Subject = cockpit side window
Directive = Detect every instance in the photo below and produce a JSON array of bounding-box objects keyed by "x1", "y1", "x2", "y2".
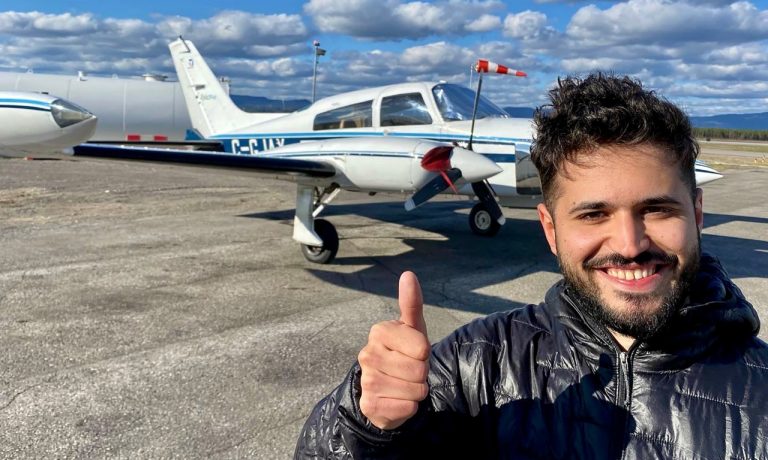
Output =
[
  {"x1": 313, "y1": 101, "x2": 373, "y2": 130},
  {"x1": 380, "y1": 93, "x2": 433, "y2": 127}
]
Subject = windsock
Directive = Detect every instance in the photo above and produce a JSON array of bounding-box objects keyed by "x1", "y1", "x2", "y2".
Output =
[{"x1": 475, "y1": 59, "x2": 527, "y2": 77}]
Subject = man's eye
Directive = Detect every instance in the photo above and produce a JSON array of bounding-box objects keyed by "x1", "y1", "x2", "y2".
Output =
[
  {"x1": 644, "y1": 206, "x2": 673, "y2": 215},
  {"x1": 578, "y1": 211, "x2": 605, "y2": 221}
]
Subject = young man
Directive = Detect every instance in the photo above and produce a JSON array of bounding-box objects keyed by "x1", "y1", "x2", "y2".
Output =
[{"x1": 294, "y1": 74, "x2": 768, "y2": 459}]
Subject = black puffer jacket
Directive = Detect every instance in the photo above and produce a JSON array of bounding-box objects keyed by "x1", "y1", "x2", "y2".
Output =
[{"x1": 296, "y1": 255, "x2": 768, "y2": 459}]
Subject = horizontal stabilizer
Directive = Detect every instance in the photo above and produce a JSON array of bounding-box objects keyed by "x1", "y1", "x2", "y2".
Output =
[{"x1": 71, "y1": 144, "x2": 337, "y2": 178}]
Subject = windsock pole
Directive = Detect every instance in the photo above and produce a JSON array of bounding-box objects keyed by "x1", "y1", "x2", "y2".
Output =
[{"x1": 467, "y1": 72, "x2": 483, "y2": 151}]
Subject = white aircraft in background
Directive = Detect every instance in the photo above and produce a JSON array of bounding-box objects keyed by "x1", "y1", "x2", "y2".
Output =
[
  {"x1": 72, "y1": 38, "x2": 722, "y2": 264},
  {"x1": 0, "y1": 91, "x2": 96, "y2": 154}
]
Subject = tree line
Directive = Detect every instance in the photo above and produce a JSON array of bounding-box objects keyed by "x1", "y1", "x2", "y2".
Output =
[{"x1": 694, "y1": 127, "x2": 768, "y2": 141}]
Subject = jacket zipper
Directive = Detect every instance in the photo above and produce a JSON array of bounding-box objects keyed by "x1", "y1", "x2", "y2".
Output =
[
  {"x1": 560, "y1": 291, "x2": 637, "y2": 457},
  {"x1": 616, "y1": 349, "x2": 638, "y2": 459},
  {"x1": 617, "y1": 351, "x2": 631, "y2": 409}
]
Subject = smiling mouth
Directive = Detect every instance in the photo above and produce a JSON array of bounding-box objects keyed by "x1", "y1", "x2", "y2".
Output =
[
  {"x1": 596, "y1": 262, "x2": 675, "y2": 283},
  {"x1": 605, "y1": 266, "x2": 658, "y2": 281}
]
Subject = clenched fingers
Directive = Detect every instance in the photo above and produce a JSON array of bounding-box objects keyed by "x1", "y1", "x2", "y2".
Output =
[
  {"x1": 358, "y1": 343, "x2": 429, "y2": 383},
  {"x1": 367, "y1": 320, "x2": 431, "y2": 361},
  {"x1": 360, "y1": 367, "x2": 429, "y2": 402}
]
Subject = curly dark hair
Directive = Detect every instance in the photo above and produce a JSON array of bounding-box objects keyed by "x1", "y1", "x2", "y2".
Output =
[{"x1": 530, "y1": 73, "x2": 699, "y2": 209}]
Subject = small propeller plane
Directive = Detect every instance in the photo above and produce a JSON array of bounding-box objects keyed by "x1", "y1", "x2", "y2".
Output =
[
  {"x1": 0, "y1": 91, "x2": 97, "y2": 155},
  {"x1": 71, "y1": 38, "x2": 722, "y2": 264}
]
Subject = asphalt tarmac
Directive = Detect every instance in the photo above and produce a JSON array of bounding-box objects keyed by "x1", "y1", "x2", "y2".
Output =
[{"x1": 1, "y1": 152, "x2": 766, "y2": 458}]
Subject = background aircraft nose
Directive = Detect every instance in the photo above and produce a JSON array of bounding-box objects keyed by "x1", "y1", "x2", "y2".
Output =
[
  {"x1": 449, "y1": 147, "x2": 502, "y2": 182},
  {"x1": 50, "y1": 98, "x2": 95, "y2": 128}
]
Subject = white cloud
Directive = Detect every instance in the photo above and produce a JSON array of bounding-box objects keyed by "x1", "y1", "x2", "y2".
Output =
[
  {"x1": 0, "y1": 11, "x2": 99, "y2": 36},
  {"x1": 0, "y1": 10, "x2": 312, "y2": 78},
  {"x1": 305, "y1": 0, "x2": 504, "y2": 39},
  {"x1": 466, "y1": 14, "x2": 502, "y2": 33},
  {"x1": 703, "y1": 43, "x2": 768, "y2": 65},
  {"x1": 502, "y1": 10, "x2": 556, "y2": 40},
  {"x1": 0, "y1": 3, "x2": 764, "y2": 115},
  {"x1": 157, "y1": 11, "x2": 308, "y2": 51},
  {"x1": 566, "y1": 0, "x2": 768, "y2": 47},
  {"x1": 504, "y1": 0, "x2": 768, "y2": 114}
]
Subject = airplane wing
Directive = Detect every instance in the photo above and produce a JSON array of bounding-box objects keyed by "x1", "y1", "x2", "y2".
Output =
[
  {"x1": 69, "y1": 137, "x2": 505, "y2": 264},
  {"x1": 71, "y1": 143, "x2": 337, "y2": 178}
]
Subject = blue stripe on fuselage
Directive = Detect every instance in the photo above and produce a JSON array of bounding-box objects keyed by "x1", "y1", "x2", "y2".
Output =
[
  {"x1": 0, "y1": 98, "x2": 51, "y2": 112},
  {"x1": 212, "y1": 131, "x2": 530, "y2": 144},
  {"x1": 215, "y1": 131, "x2": 529, "y2": 163}
]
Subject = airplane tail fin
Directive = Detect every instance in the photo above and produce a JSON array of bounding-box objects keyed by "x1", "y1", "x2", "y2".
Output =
[{"x1": 168, "y1": 38, "x2": 280, "y2": 138}]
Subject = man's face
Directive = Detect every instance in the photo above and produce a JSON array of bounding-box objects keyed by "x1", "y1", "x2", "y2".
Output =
[{"x1": 537, "y1": 144, "x2": 703, "y2": 340}]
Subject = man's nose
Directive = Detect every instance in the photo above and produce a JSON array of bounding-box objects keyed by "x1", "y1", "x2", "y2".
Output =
[{"x1": 610, "y1": 211, "x2": 650, "y2": 258}]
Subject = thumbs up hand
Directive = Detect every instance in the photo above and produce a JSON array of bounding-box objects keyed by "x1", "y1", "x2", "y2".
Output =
[{"x1": 358, "y1": 271, "x2": 431, "y2": 430}]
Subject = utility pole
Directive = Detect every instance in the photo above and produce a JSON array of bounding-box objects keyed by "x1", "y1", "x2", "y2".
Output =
[{"x1": 312, "y1": 40, "x2": 326, "y2": 103}]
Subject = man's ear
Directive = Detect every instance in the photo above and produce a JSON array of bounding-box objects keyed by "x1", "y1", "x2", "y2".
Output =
[
  {"x1": 537, "y1": 203, "x2": 557, "y2": 255},
  {"x1": 695, "y1": 188, "x2": 703, "y2": 233}
]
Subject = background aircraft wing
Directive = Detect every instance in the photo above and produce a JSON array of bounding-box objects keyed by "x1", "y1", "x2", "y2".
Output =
[{"x1": 71, "y1": 143, "x2": 337, "y2": 178}]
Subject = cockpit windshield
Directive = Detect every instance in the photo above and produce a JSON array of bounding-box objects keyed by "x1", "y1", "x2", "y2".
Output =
[{"x1": 431, "y1": 83, "x2": 509, "y2": 122}]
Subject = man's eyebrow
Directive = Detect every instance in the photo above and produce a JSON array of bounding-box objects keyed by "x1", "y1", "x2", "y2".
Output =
[
  {"x1": 641, "y1": 195, "x2": 684, "y2": 207},
  {"x1": 568, "y1": 195, "x2": 684, "y2": 215},
  {"x1": 568, "y1": 201, "x2": 609, "y2": 214}
]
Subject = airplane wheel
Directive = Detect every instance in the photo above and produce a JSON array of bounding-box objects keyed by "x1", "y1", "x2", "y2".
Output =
[
  {"x1": 469, "y1": 202, "x2": 501, "y2": 237},
  {"x1": 300, "y1": 219, "x2": 339, "y2": 264}
]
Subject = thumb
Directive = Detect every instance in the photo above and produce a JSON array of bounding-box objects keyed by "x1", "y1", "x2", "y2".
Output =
[{"x1": 398, "y1": 271, "x2": 427, "y2": 337}]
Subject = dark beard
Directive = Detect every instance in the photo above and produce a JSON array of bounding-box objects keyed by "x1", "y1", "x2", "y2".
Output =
[{"x1": 561, "y1": 245, "x2": 701, "y2": 341}]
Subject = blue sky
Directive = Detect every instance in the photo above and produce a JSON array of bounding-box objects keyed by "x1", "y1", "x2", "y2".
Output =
[{"x1": 0, "y1": 0, "x2": 767, "y2": 115}]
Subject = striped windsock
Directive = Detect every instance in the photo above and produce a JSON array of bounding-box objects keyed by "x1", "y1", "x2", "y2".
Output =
[{"x1": 475, "y1": 59, "x2": 527, "y2": 77}]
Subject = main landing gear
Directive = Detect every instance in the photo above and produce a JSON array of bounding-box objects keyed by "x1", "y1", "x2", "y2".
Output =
[
  {"x1": 294, "y1": 184, "x2": 341, "y2": 264},
  {"x1": 292, "y1": 181, "x2": 505, "y2": 264},
  {"x1": 300, "y1": 218, "x2": 338, "y2": 264}
]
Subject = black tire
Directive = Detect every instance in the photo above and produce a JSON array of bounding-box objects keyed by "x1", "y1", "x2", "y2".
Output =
[
  {"x1": 300, "y1": 219, "x2": 339, "y2": 264},
  {"x1": 469, "y1": 202, "x2": 501, "y2": 237}
]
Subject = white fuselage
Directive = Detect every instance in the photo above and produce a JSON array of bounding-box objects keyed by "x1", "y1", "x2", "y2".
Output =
[
  {"x1": 0, "y1": 72, "x2": 185, "y2": 142},
  {"x1": 201, "y1": 81, "x2": 541, "y2": 206}
]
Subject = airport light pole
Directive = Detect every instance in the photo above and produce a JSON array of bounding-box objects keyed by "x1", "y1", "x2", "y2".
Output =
[{"x1": 312, "y1": 40, "x2": 326, "y2": 103}]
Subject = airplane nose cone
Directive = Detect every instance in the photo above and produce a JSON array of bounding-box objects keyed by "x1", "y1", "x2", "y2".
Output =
[
  {"x1": 51, "y1": 114, "x2": 98, "y2": 150},
  {"x1": 449, "y1": 147, "x2": 502, "y2": 182},
  {"x1": 694, "y1": 160, "x2": 723, "y2": 185}
]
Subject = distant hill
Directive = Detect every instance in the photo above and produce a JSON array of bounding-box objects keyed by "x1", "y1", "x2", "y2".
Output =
[
  {"x1": 232, "y1": 98, "x2": 766, "y2": 131},
  {"x1": 231, "y1": 94, "x2": 310, "y2": 113},
  {"x1": 503, "y1": 107, "x2": 535, "y2": 118},
  {"x1": 504, "y1": 106, "x2": 767, "y2": 131},
  {"x1": 689, "y1": 112, "x2": 768, "y2": 131}
]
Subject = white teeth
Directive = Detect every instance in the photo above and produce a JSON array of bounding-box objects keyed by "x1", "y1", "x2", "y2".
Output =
[{"x1": 606, "y1": 267, "x2": 656, "y2": 280}]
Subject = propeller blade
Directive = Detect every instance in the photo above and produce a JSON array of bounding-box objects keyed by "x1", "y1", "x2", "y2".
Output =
[
  {"x1": 405, "y1": 168, "x2": 463, "y2": 211},
  {"x1": 471, "y1": 181, "x2": 506, "y2": 225}
]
